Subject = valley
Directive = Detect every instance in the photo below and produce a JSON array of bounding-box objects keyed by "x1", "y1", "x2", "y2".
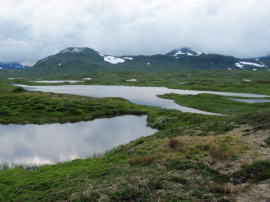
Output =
[{"x1": 1, "y1": 68, "x2": 270, "y2": 201}]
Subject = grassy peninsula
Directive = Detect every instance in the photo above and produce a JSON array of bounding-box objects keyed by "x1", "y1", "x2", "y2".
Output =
[{"x1": 1, "y1": 73, "x2": 270, "y2": 201}]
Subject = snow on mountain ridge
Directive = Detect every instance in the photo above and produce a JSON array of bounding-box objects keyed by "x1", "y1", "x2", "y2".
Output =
[{"x1": 98, "y1": 53, "x2": 125, "y2": 64}]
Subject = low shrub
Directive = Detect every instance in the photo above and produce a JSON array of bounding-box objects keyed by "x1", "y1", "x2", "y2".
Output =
[
  {"x1": 147, "y1": 180, "x2": 163, "y2": 190},
  {"x1": 169, "y1": 176, "x2": 189, "y2": 184},
  {"x1": 168, "y1": 138, "x2": 179, "y2": 149},
  {"x1": 12, "y1": 87, "x2": 26, "y2": 92},
  {"x1": 129, "y1": 156, "x2": 155, "y2": 166},
  {"x1": 209, "y1": 146, "x2": 231, "y2": 161},
  {"x1": 231, "y1": 161, "x2": 270, "y2": 183},
  {"x1": 264, "y1": 137, "x2": 270, "y2": 146},
  {"x1": 109, "y1": 187, "x2": 148, "y2": 202}
]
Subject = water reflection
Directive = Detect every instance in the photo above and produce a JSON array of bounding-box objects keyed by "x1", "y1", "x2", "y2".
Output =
[
  {"x1": 226, "y1": 98, "x2": 270, "y2": 103},
  {"x1": 34, "y1": 80, "x2": 83, "y2": 83},
  {"x1": 16, "y1": 85, "x2": 269, "y2": 115},
  {"x1": 0, "y1": 115, "x2": 157, "y2": 165}
]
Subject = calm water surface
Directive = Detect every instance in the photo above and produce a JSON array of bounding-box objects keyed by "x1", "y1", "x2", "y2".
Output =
[
  {"x1": 16, "y1": 85, "x2": 269, "y2": 115},
  {"x1": 226, "y1": 98, "x2": 270, "y2": 103},
  {"x1": 0, "y1": 115, "x2": 157, "y2": 165}
]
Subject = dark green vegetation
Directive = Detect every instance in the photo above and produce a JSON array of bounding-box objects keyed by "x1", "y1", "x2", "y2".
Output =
[
  {"x1": 0, "y1": 90, "x2": 148, "y2": 125},
  {"x1": 1, "y1": 70, "x2": 270, "y2": 201},
  {"x1": 1, "y1": 47, "x2": 269, "y2": 79}
]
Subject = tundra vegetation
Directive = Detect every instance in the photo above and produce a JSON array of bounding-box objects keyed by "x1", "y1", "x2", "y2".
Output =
[{"x1": 1, "y1": 71, "x2": 270, "y2": 201}]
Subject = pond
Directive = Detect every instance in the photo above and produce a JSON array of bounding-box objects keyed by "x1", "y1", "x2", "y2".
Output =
[
  {"x1": 33, "y1": 80, "x2": 84, "y2": 83},
  {"x1": 0, "y1": 115, "x2": 157, "y2": 166},
  {"x1": 226, "y1": 98, "x2": 270, "y2": 103},
  {"x1": 15, "y1": 84, "x2": 269, "y2": 115}
]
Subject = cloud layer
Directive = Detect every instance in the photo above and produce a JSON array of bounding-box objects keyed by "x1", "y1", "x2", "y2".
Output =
[{"x1": 1, "y1": 0, "x2": 270, "y2": 65}]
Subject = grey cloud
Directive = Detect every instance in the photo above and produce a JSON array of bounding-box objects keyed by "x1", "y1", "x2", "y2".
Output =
[{"x1": 0, "y1": 0, "x2": 270, "y2": 65}]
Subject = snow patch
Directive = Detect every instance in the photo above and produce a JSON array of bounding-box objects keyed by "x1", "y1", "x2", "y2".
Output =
[
  {"x1": 60, "y1": 47, "x2": 84, "y2": 53},
  {"x1": 83, "y1": 78, "x2": 92, "y2": 80},
  {"x1": 256, "y1": 59, "x2": 259, "y2": 61},
  {"x1": 147, "y1": 63, "x2": 150, "y2": 65},
  {"x1": 0, "y1": 67, "x2": 2, "y2": 69},
  {"x1": 126, "y1": 79, "x2": 137, "y2": 82},
  {"x1": 187, "y1": 52, "x2": 194, "y2": 56},
  {"x1": 239, "y1": 61, "x2": 264, "y2": 67},
  {"x1": 228, "y1": 68, "x2": 232, "y2": 70},
  {"x1": 59, "y1": 63, "x2": 61, "y2": 66},
  {"x1": 243, "y1": 79, "x2": 251, "y2": 82},
  {"x1": 124, "y1": 57, "x2": 133, "y2": 60},
  {"x1": 235, "y1": 63, "x2": 244, "y2": 68},
  {"x1": 104, "y1": 56, "x2": 125, "y2": 64},
  {"x1": 174, "y1": 51, "x2": 185, "y2": 56},
  {"x1": 39, "y1": 58, "x2": 48, "y2": 63},
  {"x1": 253, "y1": 69, "x2": 257, "y2": 71},
  {"x1": 99, "y1": 53, "x2": 125, "y2": 64},
  {"x1": 191, "y1": 49, "x2": 203, "y2": 55}
]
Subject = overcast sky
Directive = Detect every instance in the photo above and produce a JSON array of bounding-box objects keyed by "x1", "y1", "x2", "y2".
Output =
[{"x1": 1, "y1": 0, "x2": 270, "y2": 65}]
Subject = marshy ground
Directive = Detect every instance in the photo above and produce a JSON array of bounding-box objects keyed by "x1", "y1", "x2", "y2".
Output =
[{"x1": 0, "y1": 71, "x2": 270, "y2": 201}]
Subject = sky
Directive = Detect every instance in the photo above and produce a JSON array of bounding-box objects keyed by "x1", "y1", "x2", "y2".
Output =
[{"x1": 0, "y1": 0, "x2": 270, "y2": 65}]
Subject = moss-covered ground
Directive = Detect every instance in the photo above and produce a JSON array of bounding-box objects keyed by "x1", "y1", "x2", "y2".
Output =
[{"x1": 1, "y1": 72, "x2": 270, "y2": 201}]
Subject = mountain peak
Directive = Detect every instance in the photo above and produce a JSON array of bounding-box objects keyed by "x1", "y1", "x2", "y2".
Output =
[
  {"x1": 58, "y1": 47, "x2": 96, "y2": 54},
  {"x1": 166, "y1": 48, "x2": 206, "y2": 57}
]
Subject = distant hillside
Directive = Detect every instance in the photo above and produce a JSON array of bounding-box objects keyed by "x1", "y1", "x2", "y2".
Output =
[
  {"x1": 0, "y1": 47, "x2": 269, "y2": 78},
  {"x1": 0, "y1": 62, "x2": 28, "y2": 70}
]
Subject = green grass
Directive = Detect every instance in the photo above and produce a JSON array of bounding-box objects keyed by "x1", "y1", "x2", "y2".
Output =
[{"x1": 158, "y1": 93, "x2": 270, "y2": 116}]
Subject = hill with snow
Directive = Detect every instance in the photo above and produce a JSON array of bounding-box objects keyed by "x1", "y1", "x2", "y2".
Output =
[
  {"x1": 1, "y1": 47, "x2": 269, "y2": 78},
  {"x1": 0, "y1": 62, "x2": 28, "y2": 70}
]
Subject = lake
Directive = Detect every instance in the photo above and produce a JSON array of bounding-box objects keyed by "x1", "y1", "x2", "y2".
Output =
[
  {"x1": 16, "y1": 84, "x2": 269, "y2": 115},
  {"x1": 0, "y1": 115, "x2": 157, "y2": 166}
]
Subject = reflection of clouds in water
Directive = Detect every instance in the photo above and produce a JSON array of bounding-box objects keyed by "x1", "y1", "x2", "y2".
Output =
[
  {"x1": 17, "y1": 85, "x2": 269, "y2": 115},
  {"x1": 0, "y1": 115, "x2": 157, "y2": 165}
]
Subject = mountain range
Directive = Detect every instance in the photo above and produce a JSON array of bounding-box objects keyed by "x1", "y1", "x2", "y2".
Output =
[
  {"x1": 0, "y1": 62, "x2": 28, "y2": 70},
  {"x1": 1, "y1": 47, "x2": 269, "y2": 78}
]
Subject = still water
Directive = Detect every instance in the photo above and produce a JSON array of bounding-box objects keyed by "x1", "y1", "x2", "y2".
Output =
[
  {"x1": 0, "y1": 115, "x2": 157, "y2": 165},
  {"x1": 16, "y1": 85, "x2": 269, "y2": 115},
  {"x1": 226, "y1": 98, "x2": 270, "y2": 103}
]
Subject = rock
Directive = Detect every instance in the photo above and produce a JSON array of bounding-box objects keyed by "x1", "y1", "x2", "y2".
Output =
[
  {"x1": 25, "y1": 166, "x2": 38, "y2": 171},
  {"x1": 231, "y1": 177, "x2": 247, "y2": 185}
]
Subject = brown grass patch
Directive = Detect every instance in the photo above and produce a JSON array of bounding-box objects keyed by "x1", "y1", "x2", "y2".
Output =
[
  {"x1": 129, "y1": 156, "x2": 156, "y2": 166},
  {"x1": 209, "y1": 146, "x2": 231, "y2": 161}
]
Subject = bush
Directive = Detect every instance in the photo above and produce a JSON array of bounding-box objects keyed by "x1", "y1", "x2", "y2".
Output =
[
  {"x1": 264, "y1": 137, "x2": 270, "y2": 146},
  {"x1": 209, "y1": 146, "x2": 231, "y2": 161},
  {"x1": 148, "y1": 116, "x2": 169, "y2": 129},
  {"x1": 129, "y1": 156, "x2": 155, "y2": 166},
  {"x1": 231, "y1": 161, "x2": 270, "y2": 183},
  {"x1": 168, "y1": 138, "x2": 179, "y2": 149},
  {"x1": 147, "y1": 180, "x2": 163, "y2": 190},
  {"x1": 109, "y1": 187, "x2": 147, "y2": 202},
  {"x1": 12, "y1": 87, "x2": 26, "y2": 92},
  {"x1": 169, "y1": 176, "x2": 189, "y2": 184},
  {"x1": 32, "y1": 104, "x2": 46, "y2": 110}
]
